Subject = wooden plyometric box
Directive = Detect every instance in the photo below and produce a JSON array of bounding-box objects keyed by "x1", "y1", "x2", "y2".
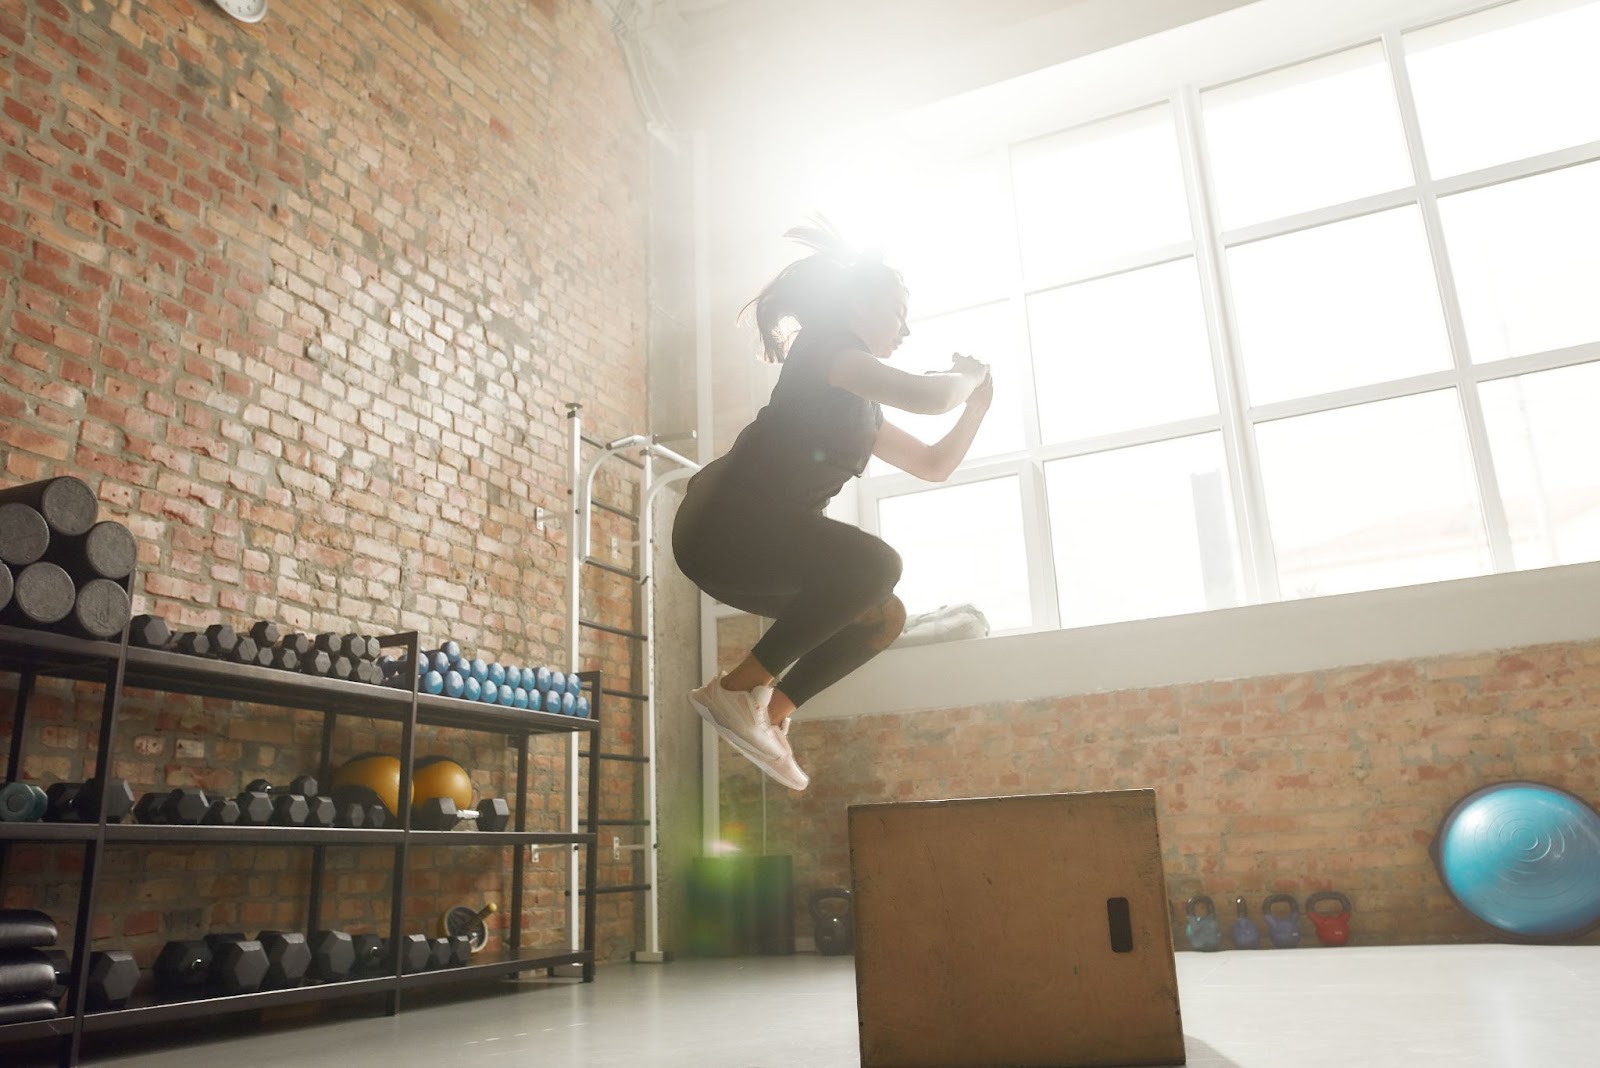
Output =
[{"x1": 849, "y1": 790, "x2": 1184, "y2": 1068}]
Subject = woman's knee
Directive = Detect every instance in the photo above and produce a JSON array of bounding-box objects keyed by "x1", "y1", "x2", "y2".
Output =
[{"x1": 878, "y1": 594, "x2": 906, "y2": 641}]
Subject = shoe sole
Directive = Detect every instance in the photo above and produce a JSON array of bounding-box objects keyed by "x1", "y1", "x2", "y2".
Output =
[
  {"x1": 727, "y1": 741, "x2": 809, "y2": 791},
  {"x1": 689, "y1": 688, "x2": 785, "y2": 763}
]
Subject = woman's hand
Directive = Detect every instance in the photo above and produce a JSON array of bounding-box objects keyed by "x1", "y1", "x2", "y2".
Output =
[
  {"x1": 969, "y1": 373, "x2": 994, "y2": 412},
  {"x1": 949, "y1": 352, "x2": 989, "y2": 382}
]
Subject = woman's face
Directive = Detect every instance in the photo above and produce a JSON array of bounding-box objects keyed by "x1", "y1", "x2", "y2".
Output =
[{"x1": 852, "y1": 285, "x2": 910, "y2": 360}]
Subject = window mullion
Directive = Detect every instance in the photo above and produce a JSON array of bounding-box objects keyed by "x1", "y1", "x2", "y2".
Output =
[
  {"x1": 1176, "y1": 87, "x2": 1278, "y2": 604},
  {"x1": 1384, "y1": 26, "x2": 1515, "y2": 573}
]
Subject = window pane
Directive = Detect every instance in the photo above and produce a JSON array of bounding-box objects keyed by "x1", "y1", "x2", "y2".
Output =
[
  {"x1": 1011, "y1": 107, "x2": 1191, "y2": 286},
  {"x1": 1202, "y1": 45, "x2": 1413, "y2": 229},
  {"x1": 1256, "y1": 391, "x2": 1490, "y2": 598},
  {"x1": 877, "y1": 477, "x2": 1032, "y2": 631},
  {"x1": 1046, "y1": 434, "x2": 1241, "y2": 628},
  {"x1": 1438, "y1": 161, "x2": 1600, "y2": 363},
  {"x1": 892, "y1": 156, "x2": 1016, "y2": 317},
  {"x1": 1480, "y1": 360, "x2": 1600, "y2": 569},
  {"x1": 1028, "y1": 259, "x2": 1216, "y2": 442},
  {"x1": 870, "y1": 302, "x2": 1025, "y2": 474},
  {"x1": 1406, "y1": 0, "x2": 1600, "y2": 178},
  {"x1": 1228, "y1": 207, "x2": 1452, "y2": 404}
]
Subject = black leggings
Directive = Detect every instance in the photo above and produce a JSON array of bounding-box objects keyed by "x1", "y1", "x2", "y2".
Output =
[{"x1": 672, "y1": 475, "x2": 905, "y2": 709}]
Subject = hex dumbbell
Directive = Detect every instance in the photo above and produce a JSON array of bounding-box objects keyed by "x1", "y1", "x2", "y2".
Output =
[
  {"x1": 308, "y1": 930, "x2": 356, "y2": 982},
  {"x1": 234, "y1": 790, "x2": 273, "y2": 826},
  {"x1": 256, "y1": 931, "x2": 311, "y2": 988},
  {"x1": 160, "y1": 788, "x2": 210, "y2": 826}
]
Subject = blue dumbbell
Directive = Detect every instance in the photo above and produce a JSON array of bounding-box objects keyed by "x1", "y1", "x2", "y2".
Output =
[
  {"x1": 469, "y1": 658, "x2": 488, "y2": 683},
  {"x1": 505, "y1": 666, "x2": 522, "y2": 690},
  {"x1": 574, "y1": 695, "x2": 590, "y2": 718},
  {"x1": 441, "y1": 640, "x2": 461, "y2": 661},
  {"x1": 444, "y1": 670, "x2": 465, "y2": 699},
  {"x1": 513, "y1": 687, "x2": 529, "y2": 710},
  {"x1": 527, "y1": 690, "x2": 542, "y2": 712},
  {"x1": 464, "y1": 676, "x2": 482, "y2": 702},
  {"x1": 566, "y1": 673, "x2": 581, "y2": 696},
  {"x1": 561, "y1": 692, "x2": 576, "y2": 716},
  {"x1": 422, "y1": 670, "x2": 444, "y2": 696},
  {"x1": 487, "y1": 662, "x2": 506, "y2": 687},
  {"x1": 482, "y1": 680, "x2": 499, "y2": 704},
  {"x1": 427, "y1": 650, "x2": 450, "y2": 674},
  {"x1": 550, "y1": 670, "x2": 567, "y2": 694},
  {"x1": 534, "y1": 666, "x2": 551, "y2": 692},
  {"x1": 542, "y1": 690, "x2": 563, "y2": 714},
  {"x1": 497, "y1": 683, "x2": 517, "y2": 706}
]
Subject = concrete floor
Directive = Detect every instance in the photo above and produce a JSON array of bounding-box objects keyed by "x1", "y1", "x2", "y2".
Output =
[{"x1": 57, "y1": 945, "x2": 1600, "y2": 1067}]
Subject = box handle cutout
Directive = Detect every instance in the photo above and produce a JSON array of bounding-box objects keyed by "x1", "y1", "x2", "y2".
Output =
[{"x1": 1107, "y1": 897, "x2": 1133, "y2": 953}]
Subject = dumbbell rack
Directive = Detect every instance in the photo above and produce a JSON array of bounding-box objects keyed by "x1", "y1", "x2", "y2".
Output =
[{"x1": 0, "y1": 621, "x2": 600, "y2": 1067}]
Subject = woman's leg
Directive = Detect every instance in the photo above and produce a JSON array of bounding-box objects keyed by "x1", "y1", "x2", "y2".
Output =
[
  {"x1": 769, "y1": 593, "x2": 906, "y2": 715},
  {"x1": 674, "y1": 486, "x2": 904, "y2": 713}
]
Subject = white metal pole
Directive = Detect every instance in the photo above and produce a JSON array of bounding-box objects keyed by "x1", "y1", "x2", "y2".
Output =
[{"x1": 565, "y1": 402, "x2": 583, "y2": 957}]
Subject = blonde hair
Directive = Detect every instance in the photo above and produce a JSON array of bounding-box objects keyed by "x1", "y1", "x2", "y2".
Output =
[{"x1": 743, "y1": 217, "x2": 903, "y2": 363}]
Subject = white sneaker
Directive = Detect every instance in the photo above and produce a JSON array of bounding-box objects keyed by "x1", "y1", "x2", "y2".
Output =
[
  {"x1": 758, "y1": 718, "x2": 809, "y2": 791},
  {"x1": 689, "y1": 674, "x2": 785, "y2": 761}
]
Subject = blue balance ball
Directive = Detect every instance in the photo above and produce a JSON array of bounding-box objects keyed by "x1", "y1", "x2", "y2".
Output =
[
  {"x1": 542, "y1": 690, "x2": 563, "y2": 714},
  {"x1": 481, "y1": 680, "x2": 499, "y2": 705},
  {"x1": 469, "y1": 658, "x2": 489, "y2": 683},
  {"x1": 422, "y1": 670, "x2": 444, "y2": 696},
  {"x1": 444, "y1": 670, "x2": 466, "y2": 699},
  {"x1": 464, "y1": 676, "x2": 482, "y2": 702},
  {"x1": 1434, "y1": 781, "x2": 1600, "y2": 938},
  {"x1": 505, "y1": 666, "x2": 522, "y2": 690},
  {"x1": 513, "y1": 687, "x2": 530, "y2": 709},
  {"x1": 535, "y1": 666, "x2": 552, "y2": 692},
  {"x1": 441, "y1": 640, "x2": 462, "y2": 661},
  {"x1": 574, "y1": 695, "x2": 590, "y2": 718},
  {"x1": 565, "y1": 673, "x2": 581, "y2": 696},
  {"x1": 487, "y1": 662, "x2": 506, "y2": 687}
]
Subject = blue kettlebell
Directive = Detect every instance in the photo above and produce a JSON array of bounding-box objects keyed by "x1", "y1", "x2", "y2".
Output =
[
  {"x1": 1262, "y1": 893, "x2": 1301, "y2": 948},
  {"x1": 1184, "y1": 895, "x2": 1221, "y2": 952},
  {"x1": 1231, "y1": 896, "x2": 1261, "y2": 949},
  {"x1": 810, "y1": 887, "x2": 853, "y2": 956}
]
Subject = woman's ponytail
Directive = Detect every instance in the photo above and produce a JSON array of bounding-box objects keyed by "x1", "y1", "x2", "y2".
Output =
[{"x1": 742, "y1": 217, "x2": 901, "y2": 363}]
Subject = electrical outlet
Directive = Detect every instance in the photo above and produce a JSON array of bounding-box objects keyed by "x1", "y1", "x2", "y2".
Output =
[
  {"x1": 530, "y1": 845, "x2": 539, "y2": 864},
  {"x1": 609, "y1": 534, "x2": 619, "y2": 557},
  {"x1": 612, "y1": 836, "x2": 620, "y2": 862}
]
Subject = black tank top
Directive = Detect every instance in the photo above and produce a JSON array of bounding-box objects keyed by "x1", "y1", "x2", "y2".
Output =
[{"x1": 695, "y1": 327, "x2": 883, "y2": 513}]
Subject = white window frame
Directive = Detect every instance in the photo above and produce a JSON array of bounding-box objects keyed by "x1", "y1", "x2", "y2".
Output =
[{"x1": 849, "y1": 0, "x2": 1600, "y2": 637}]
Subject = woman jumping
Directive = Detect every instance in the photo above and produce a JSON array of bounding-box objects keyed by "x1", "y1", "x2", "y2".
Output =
[{"x1": 673, "y1": 220, "x2": 994, "y2": 790}]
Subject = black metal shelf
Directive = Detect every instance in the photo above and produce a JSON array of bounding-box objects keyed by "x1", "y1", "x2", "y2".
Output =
[
  {"x1": 0, "y1": 823, "x2": 98, "y2": 843},
  {"x1": 79, "y1": 975, "x2": 394, "y2": 1033},
  {"x1": 1, "y1": 623, "x2": 603, "y2": 1066},
  {"x1": 407, "y1": 830, "x2": 595, "y2": 847},
  {"x1": 105, "y1": 825, "x2": 403, "y2": 846},
  {"x1": 95, "y1": 647, "x2": 597, "y2": 737},
  {"x1": 0, "y1": 624, "x2": 120, "y2": 676},
  {"x1": 0, "y1": 1016, "x2": 72, "y2": 1043}
]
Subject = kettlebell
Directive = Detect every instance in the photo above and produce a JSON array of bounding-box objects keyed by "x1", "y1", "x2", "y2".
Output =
[
  {"x1": 1230, "y1": 896, "x2": 1261, "y2": 949},
  {"x1": 1306, "y1": 891, "x2": 1353, "y2": 947},
  {"x1": 1262, "y1": 893, "x2": 1301, "y2": 948},
  {"x1": 809, "y1": 887, "x2": 853, "y2": 956},
  {"x1": 1184, "y1": 895, "x2": 1221, "y2": 952}
]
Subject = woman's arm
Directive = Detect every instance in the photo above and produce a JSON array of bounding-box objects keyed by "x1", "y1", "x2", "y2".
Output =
[
  {"x1": 871, "y1": 376, "x2": 994, "y2": 482},
  {"x1": 829, "y1": 348, "x2": 987, "y2": 415}
]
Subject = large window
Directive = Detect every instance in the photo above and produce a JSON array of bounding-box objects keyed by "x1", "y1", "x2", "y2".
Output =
[{"x1": 829, "y1": 0, "x2": 1600, "y2": 634}]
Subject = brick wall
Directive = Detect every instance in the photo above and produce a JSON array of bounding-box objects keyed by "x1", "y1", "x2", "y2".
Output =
[
  {"x1": 718, "y1": 620, "x2": 1600, "y2": 947},
  {"x1": 1, "y1": 0, "x2": 653, "y2": 971}
]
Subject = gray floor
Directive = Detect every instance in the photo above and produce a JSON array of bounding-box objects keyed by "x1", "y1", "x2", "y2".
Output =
[{"x1": 74, "y1": 945, "x2": 1600, "y2": 1067}]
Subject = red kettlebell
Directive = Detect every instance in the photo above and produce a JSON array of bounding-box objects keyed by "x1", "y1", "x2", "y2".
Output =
[{"x1": 1305, "y1": 891, "x2": 1352, "y2": 947}]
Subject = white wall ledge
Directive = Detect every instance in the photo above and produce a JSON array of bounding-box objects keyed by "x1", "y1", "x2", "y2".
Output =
[{"x1": 801, "y1": 562, "x2": 1600, "y2": 720}]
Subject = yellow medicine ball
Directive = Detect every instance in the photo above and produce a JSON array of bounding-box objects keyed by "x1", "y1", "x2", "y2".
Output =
[
  {"x1": 412, "y1": 756, "x2": 473, "y2": 811},
  {"x1": 331, "y1": 755, "x2": 472, "y2": 816}
]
